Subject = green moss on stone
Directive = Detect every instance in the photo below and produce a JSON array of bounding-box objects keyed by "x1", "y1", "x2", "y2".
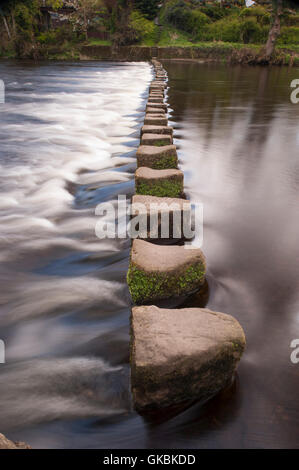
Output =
[
  {"x1": 136, "y1": 179, "x2": 183, "y2": 198},
  {"x1": 127, "y1": 263, "x2": 205, "y2": 305},
  {"x1": 151, "y1": 155, "x2": 177, "y2": 169}
]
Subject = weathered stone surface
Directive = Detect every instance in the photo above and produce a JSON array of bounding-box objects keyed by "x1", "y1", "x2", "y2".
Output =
[
  {"x1": 141, "y1": 125, "x2": 172, "y2": 136},
  {"x1": 0, "y1": 433, "x2": 31, "y2": 449},
  {"x1": 127, "y1": 239, "x2": 205, "y2": 304},
  {"x1": 130, "y1": 305, "x2": 246, "y2": 411},
  {"x1": 144, "y1": 115, "x2": 168, "y2": 126},
  {"x1": 141, "y1": 133, "x2": 172, "y2": 146},
  {"x1": 136, "y1": 145, "x2": 178, "y2": 169},
  {"x1": 146, "y1": 107, "x2": 166, "y2": 115},
  {"x1": 135, "y1": 167, "x2": 183, "y2": 198}
]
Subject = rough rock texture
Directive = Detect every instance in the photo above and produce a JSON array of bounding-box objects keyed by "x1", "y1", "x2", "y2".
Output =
[
  {"x1": 140, "y1": 125, "x2": 172, "y2": 137},
  {"x1": 130, "y1": 305, "x2": 246, "y2": 411},
  {"x1": 127, "y1": 239, "x2": 205, "y2": 304},
  {"x1": 141, "y1": 133, "x2": 172, "y2": 146},
  {"x1": 135, "y1": 167, "x2": 183, "y2": 197},
  {"x1": 0, "y1": 433, "x2": 31, "y2": 449},
  {"x1": 144, "y1": 115, "x2": 168, "y2": 126},
  {"x1": 136, "y1": 145, "x2": 178, "y2": 169}
]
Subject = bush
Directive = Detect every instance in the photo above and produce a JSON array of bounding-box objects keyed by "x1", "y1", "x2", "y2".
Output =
[
  {"x1": 200, "y1": 4, "x2": 230, "y2": 21},
  {"x1": 129, "y1": 11, "x2": 157, "y2": 43},
  {"x1": 277, "y1": 26, "x2": 299, "y2": 45},
  {"x1": 198, "y1": 16, "x2": 268, "y2": 44},
  {"x1": 134, "y1": 0, "x2": 160, "y2": 20},
  {"x1": 164, "y1": 0, "x2": 209, "y2": 36},
  {"x1": 239, "y1": 5, "x2": 271, "y2": 25}
]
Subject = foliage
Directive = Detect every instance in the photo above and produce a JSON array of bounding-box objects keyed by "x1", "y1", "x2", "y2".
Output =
[
  {"x1": 134, "y1": 0, "x2": 160, "y2": 20},
  {"x1": 129, "y1": 11, "x2": 157, "y2": 42}
]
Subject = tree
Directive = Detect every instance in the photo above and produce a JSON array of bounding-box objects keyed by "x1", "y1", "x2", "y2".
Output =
[{"x1": 265, "y1": 0, "x2": 283, "y2": 58}]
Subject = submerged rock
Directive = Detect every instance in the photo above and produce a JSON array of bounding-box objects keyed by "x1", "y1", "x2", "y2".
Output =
[
  {"x1": 131, "y1": 305, "x2": 246, "y2": 411},
  {"x1": 0, "y1": 433, "x2": 31, "y2": 449},
  {"x1": 127, "y1": 239, "x2": 205, "y2": 304},
  {"x1": 136, "y1": 145, "x2": 178, "y2": 169},
  {"x1": 135, "y1": 167, "x2": 183, "y2": 198},
  {"x1": 141, "y1": 133, "x2": 172, "y2": 146}
]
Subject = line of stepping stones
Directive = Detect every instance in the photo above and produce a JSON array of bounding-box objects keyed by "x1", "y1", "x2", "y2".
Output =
[{"x1": 127, "y1": 59, "x2": 246, "y2": 413}]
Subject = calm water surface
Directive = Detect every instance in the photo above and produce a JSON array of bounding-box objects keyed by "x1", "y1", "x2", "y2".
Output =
[{"x1": 0, "y1": 60, "x2": 298, "y2": 448}]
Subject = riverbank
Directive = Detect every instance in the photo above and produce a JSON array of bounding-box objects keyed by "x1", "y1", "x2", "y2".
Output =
[{"x1": 1, "y1": 43, "x2": 298, "y2": 66}]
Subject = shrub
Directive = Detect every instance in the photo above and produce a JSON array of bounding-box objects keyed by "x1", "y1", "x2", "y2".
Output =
[
  {"x1": 277, "y1": 26, "x2": 299, "y2": 45},
  {"x1": 164, "y1": 0, "x2": 209, "y2": 36},
  {"x1": 129, "y1": 11, "x2": 157, "y2": 43},
  {"x1": 134, "y1": 0, "x2": 160, "y2": 20}
]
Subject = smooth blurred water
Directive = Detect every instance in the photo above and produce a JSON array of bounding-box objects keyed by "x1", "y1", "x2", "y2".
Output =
[{"x1": 0, "y1": 60, "x2": 298, "y2": 449}]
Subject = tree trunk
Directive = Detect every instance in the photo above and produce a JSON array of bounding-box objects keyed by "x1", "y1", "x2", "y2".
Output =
[
  {"x1": 265, "y1": 0, "x2": 283, "y2": 58},
  {"x1": 2, "y1": 15, "x2": 11, "y2": 40}
]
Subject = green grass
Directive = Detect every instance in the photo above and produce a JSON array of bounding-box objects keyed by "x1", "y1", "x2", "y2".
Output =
[{"x1": 86, "y1": 38, "x2": 112, "y2": 46}]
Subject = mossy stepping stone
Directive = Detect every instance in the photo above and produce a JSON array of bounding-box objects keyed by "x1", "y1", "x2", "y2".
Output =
[
  {"x1": 141, "y1": 133, "x2": 172, "y2": 146},
  {"x1": 130, "y1": 194, "x2": 190, "y2": 242},
  {"x1": 144, "y1": 115, "x2": 168, "y2": 126},
  {"x1": 127, "y1": 239, "x2": 206, "y2": 304},
  {"x1": 136, "y1": 145, "x2": 177, "y2": 169},
  {"x1": 130, "y1": 305, "x2": 246, "y2": 411},
  {"x1": 141, "y1": 125, "x2": 173, "y2": 137},
  {"x1": 135, "y1": 167, "x2": 183, "y2": 198}
]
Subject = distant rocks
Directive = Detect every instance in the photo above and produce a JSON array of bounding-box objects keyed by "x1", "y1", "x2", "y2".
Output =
[{"x1": 0, "y1": 433, "x2": 31, "y2": 449}]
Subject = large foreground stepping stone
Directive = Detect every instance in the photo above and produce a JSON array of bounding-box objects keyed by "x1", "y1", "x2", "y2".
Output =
[
  {"x1": 136, "y1": 145, "x2": 178, "y2": 169},
  {"x1": 144, "y1": 115, "x2": 168, "y2": 126},
  {"x1": 130, "y1": 305, "x2": 246, "y2": 411},
  {"x1": 141, "y1": 133, "x2": 172, "y2": 146},
  {"x1": 0, "y1": 433, "x2": 31, "y2": 449},
  {"x1": 135, "y1": 167, "x2": 184, "y2": 197},
  {"x1": 127, "y1": 239, "x2": 205, "y2": 304},
  {"x1": 141, "y1": 125, "x2": 172, "y2": 136}
]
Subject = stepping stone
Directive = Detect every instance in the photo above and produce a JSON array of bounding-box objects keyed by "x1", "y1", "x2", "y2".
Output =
[
  {"x1": 0, "y1": 433, "x2": 31, "y2": 449},
  {"x1": 146, "y1": 103, "x2": 168, "y2": 111},
  {"x1": 136, "y1": 145, "x2": 178, "y2": 169},
  {"x1": 130, "y1": 305, "x2": 246, "y2": 411},
  {"x1": 151, "y1": 81, "x2": 166, "y2": 88},
  {"x1": 141, "y1": 125, "x2": 172, "y2": 136},
  {"x1": 148, "y1": 97, "x2": 165, "y2": 104},
  {"x1": 144, "y1": 115, "x2": 168, "y2": 126},
  {"x1": 141, "y1": 133, "x2": 172, "y2": 146},
  {"x1": 130, "y1": 195, "x2": 191, "y2": 242},
  {"x1": 149, "y1": 85, "x2": 165, "y2": 93},
  {"x1": 127, "y1": 239, "x2": 205, "y2": 304},
  {"x1": 135, "y1": 167, "x2": 183, "y2": 198},
  {"x1": 146, "y1": 107, "x2": 166, "y2": 115}
]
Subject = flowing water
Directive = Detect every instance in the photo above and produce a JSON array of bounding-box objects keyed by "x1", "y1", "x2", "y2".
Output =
[{"x1": 0, "y1": 60, "x2": 298, "y2": 449}]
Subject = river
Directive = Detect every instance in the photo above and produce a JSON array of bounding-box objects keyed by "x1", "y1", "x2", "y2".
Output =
[{"x1": 0, "y1": 60, "x2": 298, "y2": 448}]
